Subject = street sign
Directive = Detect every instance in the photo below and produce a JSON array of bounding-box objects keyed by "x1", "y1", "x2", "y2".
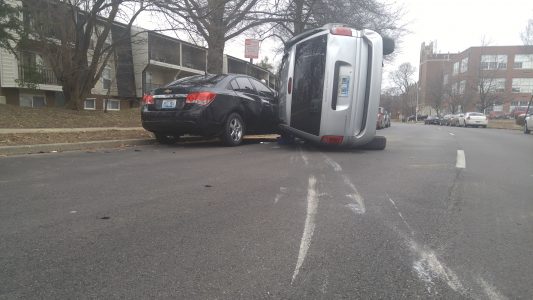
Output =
[{"x1": 244, "y1": 39, "x2": 260, "y2": 59}]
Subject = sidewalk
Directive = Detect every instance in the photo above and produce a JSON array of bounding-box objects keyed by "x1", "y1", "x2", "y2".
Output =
[{"x1": 0, "y1": 127, "x2": 143, "y2": 134}]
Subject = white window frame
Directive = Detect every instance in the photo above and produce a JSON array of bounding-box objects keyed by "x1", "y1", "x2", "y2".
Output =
[
  {"x1": 84, "y1": 98, "x2": 96, "y2": 110},
  {"x1": 459, "y1": 80, "x2": 466, "y2": 94},
  {"x1": 481, "y1": 55, "x2": 508, "y2": 70},
  {"x1": 105, "y1": 99, "x2": 120, "y2": 111},
  {"x1": 513, "y1": 54, "x2": 533, "y2": 69},
  {"x1": 453, "y1": 62, "x2": 459, "y2": 75},
  {"x1": 511, "y1": 78, "x2": 533, "y2": 93},
  {"x1": 20, "y1": 94, "x2": 46, "y2": 108},
  {"x1": 460, "y1": 57, "x2": 468, "y2": 73}
]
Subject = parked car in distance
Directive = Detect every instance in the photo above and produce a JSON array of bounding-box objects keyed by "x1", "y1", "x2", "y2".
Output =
[
  {"x1": 524, "y1": 98, "x2": 533, "y2": 134},
  {"x1": 464, "y1": 112, "x2": 488, "y2": 128},
  {"x1": 450, "y1": 114, "x2": 462, "y2": 126},
  {"x1": 376, "y1": 107, "x2": 386, "y2": 129},
  {"x1": 384, "y1": 111, "x2": 391, "y2": 128},
  {"x1": 488, "y1": 111, "x2": 506, "y2": 120},
  {"x1": 440, "y1": 114, "x2": 453, "y2": 126},
  {"x1": 141, "y1": 74, "x2": 278, "y2": 146},
  {"x1": 424, "y1": 115, "x2": 440, "y2": 125}
]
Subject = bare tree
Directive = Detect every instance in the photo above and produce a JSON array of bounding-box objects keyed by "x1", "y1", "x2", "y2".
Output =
[
  {"x1": 0, "y1": 0, "x2": 24, "y2": 56},
  {"x1": 156, "y1": 0, "x2": 281, "y2": 73},
  {"x1": 20, "y1": 0, "x2": 154, "y2": 110},
  {"x1": 427, "y1": 70, "x2": 445, "y2": 116},
  {"x1": 521, "y1": 19, "x2": 533, "y2": 45},
  {"x1": 390, "y1": 62, "x2": 416, "y2": 116},
  {"x1": 474, "y1": 39, "x2": 505, "y2": 113}
]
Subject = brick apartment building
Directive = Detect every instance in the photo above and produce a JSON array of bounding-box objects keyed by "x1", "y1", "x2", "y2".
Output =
[
  {"x1": 0, "y1": 1, "x2": 274, "y2": 111},
  {"x1": 418, "y1": 42, "x2": 533, "y2": 115}
]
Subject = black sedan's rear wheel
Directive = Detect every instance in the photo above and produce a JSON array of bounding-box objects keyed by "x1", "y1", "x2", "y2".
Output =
[
  {"x1": 154, "y1": 133, "x2": 179, "y2": 145},
  {"x1": 222, "y1": 113, "x2": 245, "y2": 146}
]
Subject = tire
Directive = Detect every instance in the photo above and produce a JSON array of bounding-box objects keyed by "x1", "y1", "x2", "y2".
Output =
[
  {"x1": 154, "y1": 133, "x2": 179, "y2": 145},
  {"x1": 361, "y1": 136, "x2": 386, "y2": 150},
  {"x1": 525, "y1": 122, "x2": 531, "y2": 134},
  {"x1": 221, "y1": 113, "x2": 245, "y2": 146}
]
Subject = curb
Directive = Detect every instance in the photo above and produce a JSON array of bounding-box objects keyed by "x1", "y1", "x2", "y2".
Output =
[{"x1": 0, "y1": 139, "x2": 154, "y2": 156}]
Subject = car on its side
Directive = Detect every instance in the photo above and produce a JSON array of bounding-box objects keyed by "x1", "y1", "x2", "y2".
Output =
[
  {"x1": 141, "y1": 74, "x2": 278, "y2": 146},
  {"x1": 464, "y1": 112, "x2": 488, "y2": 127}
]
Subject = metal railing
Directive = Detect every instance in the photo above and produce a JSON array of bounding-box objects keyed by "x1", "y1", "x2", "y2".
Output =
[{"x1": 18, "y1": 65, "x2": 60, "y2": 85}]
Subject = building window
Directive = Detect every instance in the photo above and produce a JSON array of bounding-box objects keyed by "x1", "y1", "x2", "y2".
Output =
[
  {"x1": 106, "y1": 99, "x2": 120, "y2": 111},
  {"x1": 511, "y1": 78, "x2": 533, "y2": 93},
  {"x1": 513, "y1": 54, "x2": 533, "y2": 69},
  {"x1": 19, "y1": 94, "x2": 46, "y2": 108},
  {"x1": 443, "y1": 74, "x2": 449, "y2": 85},
  {"x1": 480, "y1": 55, "x2": 507, "y2": 70},
  {"x1": 84, "y1": 98, "x2": 96, "y2": 110},
  {"x1": 460, "y1": 57, "x2": 468, "y2": 73},
  {"x1": 481, "y1": 78, "x2": 506, "y2": 92},
  {"x1": 453, "y1": 62, "x2": 459, "y2": 75},
  {"x1": 451, "y1": 82, "x2": 458, "y2": 94},
  {"x1": 459, "y1": 80, "x2": 466, "y2": 94},
  {"x1": 102, "y1": 65, "x2": 111, "y2": 90}
]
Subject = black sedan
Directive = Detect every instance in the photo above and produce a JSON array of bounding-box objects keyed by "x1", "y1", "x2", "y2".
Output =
[
  {"x1": 141, "y1": 74, "x2": 278, "y2": 146},
  {"x1": 424, "y1": 115, "x2": 440, "y2": 125}
]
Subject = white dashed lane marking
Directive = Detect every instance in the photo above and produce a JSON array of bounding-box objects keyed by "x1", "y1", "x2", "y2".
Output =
[{"x1": 456, "y1": 150, "x2": 466, "y2": 169}]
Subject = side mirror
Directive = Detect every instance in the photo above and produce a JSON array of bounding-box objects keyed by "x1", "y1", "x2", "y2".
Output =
[{"x1": 383, "y1": 37, "x2": 395, "y2": 56}]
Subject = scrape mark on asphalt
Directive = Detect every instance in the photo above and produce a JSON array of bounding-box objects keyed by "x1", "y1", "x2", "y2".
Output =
[
  {"x1": 292, "y1": 176, "x2": 318, "y2": 284},
  {"x1": 409, "y1": 239, "x2": 467, "y2": 295},
  {"x1": 387, "y1": 195, "x2": 415, "y2": 236},
  {"x1": 322, "y1": 154, "x2": 342, "y2": 172},
  {"x1": 477, "y1": 277, "x2": 508, "y2": 300},
  {"x1": 298, "y1": 146, "x2": 309, "y2": 166},
  {"x1": 274, "y1": 187, "x2": 288, "y2": 204},
  {"x1": 342, "y1": 175, "x2": 365, "y2": 214},
  {"x1": 456, "y1": 150, "x2": 466, "y2": 169}
]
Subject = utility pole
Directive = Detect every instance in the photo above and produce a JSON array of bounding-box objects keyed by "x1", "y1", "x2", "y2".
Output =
[{"x1": 416, "y1": 81, "x2": 419, "y2": 122}]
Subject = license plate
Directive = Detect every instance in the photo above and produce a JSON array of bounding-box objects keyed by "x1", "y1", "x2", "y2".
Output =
[{"x1": 162, "y1": 99, "x2": 176, "y2": 109}]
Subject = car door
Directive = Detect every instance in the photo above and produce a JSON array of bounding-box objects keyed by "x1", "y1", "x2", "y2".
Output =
[
  {"x1": 250, "y1": 78, "x2": 278, "y2": 133},
  {"x1": 231, "y1": 77, "x2": 262, "y2": 130}
]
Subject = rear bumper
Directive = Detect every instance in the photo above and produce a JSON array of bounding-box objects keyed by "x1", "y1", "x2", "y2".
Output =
[
  {"x1": 465, "y1": 119, "x2": 488, "y2": 126},
  {"x1": 141, "y1": 107, "x2": 223, "y2": 136}
]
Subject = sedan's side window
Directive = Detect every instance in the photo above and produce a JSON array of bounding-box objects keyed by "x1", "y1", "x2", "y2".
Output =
[
  {"x1": 251, "y1": 79, "x2": 273, "y2": 97},
  {"x1": 235, "y1": 77, "x2": 256, "y2": 93},
  {"x1": 227, "y1": 79, "x2": 240, "y2": 91}
]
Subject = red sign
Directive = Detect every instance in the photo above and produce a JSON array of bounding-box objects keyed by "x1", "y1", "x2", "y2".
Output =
[{"x1": 244, "y1": 39, "x2": 260, "y2": 59}]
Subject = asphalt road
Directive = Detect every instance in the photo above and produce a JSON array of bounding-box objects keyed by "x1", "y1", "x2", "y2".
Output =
[{"x1": 1, "y1": 123, "x2": 532, "y2": 299}]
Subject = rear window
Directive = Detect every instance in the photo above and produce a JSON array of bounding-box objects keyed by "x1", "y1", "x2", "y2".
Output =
[{"x1": 165, "y1": 74, "x2": 226, "y2": 87}]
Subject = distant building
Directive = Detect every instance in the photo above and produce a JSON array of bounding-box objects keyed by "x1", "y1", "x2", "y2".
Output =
[{"x1": 418, "y1": 42, "x2": 533, "y2": 114}]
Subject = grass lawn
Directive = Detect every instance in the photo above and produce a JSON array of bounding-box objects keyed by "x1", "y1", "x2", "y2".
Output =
[{"x1": 0, "y1": 104, "x2": 141, "y2": 128}]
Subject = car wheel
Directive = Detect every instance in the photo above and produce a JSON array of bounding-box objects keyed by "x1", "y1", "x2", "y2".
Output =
[
  {"x1": 154, "y1": 133, "x2": 179, "y2": 145},
  {"x1": 361, "y1": 136, "x2": 386, "y2": 150},
  {"x1": 222, "y1": 113, "x2": 245, "y2": 146},
  {"x1": 525, "y1": 122, "x2": 531, "y2": 134}
]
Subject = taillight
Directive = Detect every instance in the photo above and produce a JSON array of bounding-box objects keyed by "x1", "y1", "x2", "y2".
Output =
[
  {"x1": 143, "y1": 93, "x2": 154, "y2": 105},
  {"x1": 186, "y1": 92, "x2": 216, "y2": 106},
  {"x1": 288, "y1": 77, "x2": 292, "y2": 94},
  {"x1": 330, "y1": 27, "x2": 352, "y2": 36},
  {"x1": 321, "y1": 135, "x2": 344, "y2": 145}
]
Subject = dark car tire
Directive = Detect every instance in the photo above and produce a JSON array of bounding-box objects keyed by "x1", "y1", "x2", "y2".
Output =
[
  {"x1": 222, "y1": 113, "x2": 245, "y2": 146},
  {"x1": 361, "y1": 136, "x2": 386, "y2": 150},
  {"x1": 525, "y1": 122, "x2": 531, "y2": 134},
  {"x1": 155, "y1": 133, "x2": 179, "y2": 145}
]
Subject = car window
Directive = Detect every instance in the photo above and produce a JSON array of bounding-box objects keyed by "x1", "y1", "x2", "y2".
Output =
[
  {"x1": 250, "y1": 79, "x2": 273, "y2": 97},
  {"x1": 235, "y1": 77, "x2": 256, "y2": 93},
  {"x1": 227, "y1": 79, "x2": 240, "y2": 91},
  {"x1": 165, "y1": 74, "x2": 227, "y2": 87},
  {"x1": 469, "y1": 112, "x2": 484, "y2": 116}
]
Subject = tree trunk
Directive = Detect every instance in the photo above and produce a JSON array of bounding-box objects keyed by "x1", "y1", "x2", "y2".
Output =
[
  {"x1": 207, "y1": 36, "x2": 225, "y2": 74},
  {"x1": 63, "y1": 80, "x2": 91, "y2": 110}
]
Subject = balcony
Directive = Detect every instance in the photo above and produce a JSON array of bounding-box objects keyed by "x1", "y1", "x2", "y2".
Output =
[
  {"x1": 182, "y1": 44, "x2": 206, "y2": 71},
  {"x1": 149, "y1": 34, "x2": 180, "y2": 66},
  {"x1": 18, "y1": 65, "x2": 60, "y2": 86}
]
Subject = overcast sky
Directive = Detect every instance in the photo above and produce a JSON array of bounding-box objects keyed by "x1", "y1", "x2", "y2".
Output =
[{"x1": 139, "y1": 0, "x2": 533, "y2": 88}]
